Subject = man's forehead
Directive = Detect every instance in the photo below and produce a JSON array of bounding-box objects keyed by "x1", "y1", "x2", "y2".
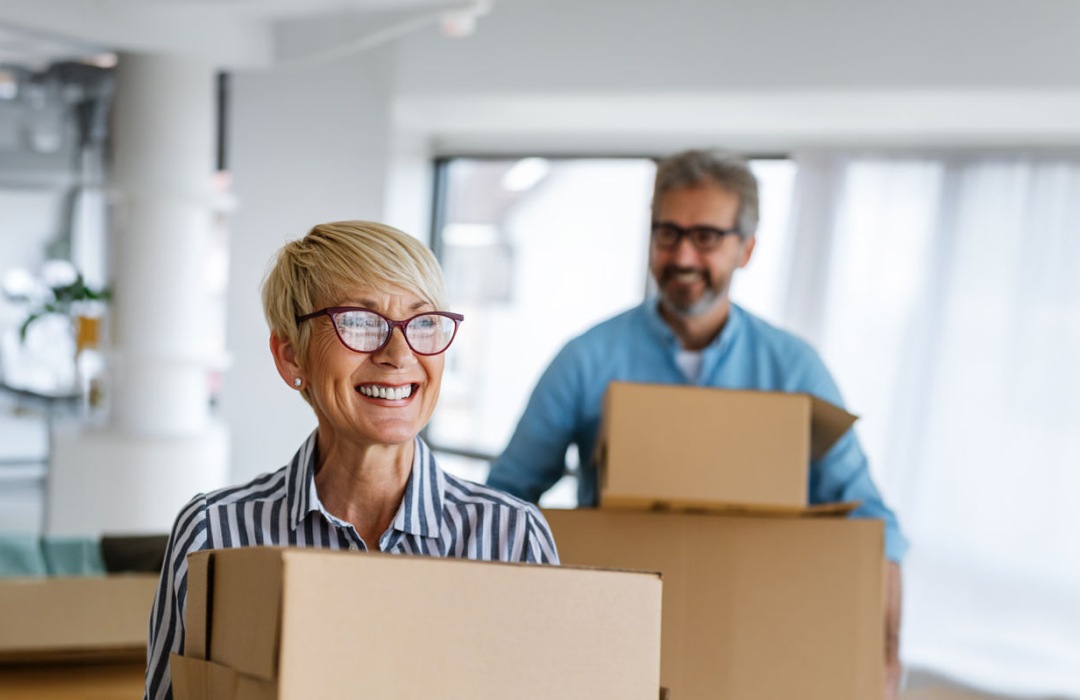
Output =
[{"x1": 656, "y1": 183, "x2": 741, "y2": 219}]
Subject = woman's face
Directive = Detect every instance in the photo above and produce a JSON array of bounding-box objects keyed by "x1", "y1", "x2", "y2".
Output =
[{"x1": 299, "y1": 284, "x2": 445, "y2": 450}]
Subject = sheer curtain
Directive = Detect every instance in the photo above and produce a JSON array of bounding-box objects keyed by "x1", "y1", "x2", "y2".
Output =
[{"x1": 778, "y1": 152, "x2": 1080, "y2": 696}]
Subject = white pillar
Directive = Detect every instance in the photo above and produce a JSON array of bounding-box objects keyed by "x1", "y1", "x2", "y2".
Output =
[
  {"x1": 47, "y1": 53, "x2": 229, "y2": 536},
  {"x1": 109, "y1": 52, "x2": 216, "y2": 435}
]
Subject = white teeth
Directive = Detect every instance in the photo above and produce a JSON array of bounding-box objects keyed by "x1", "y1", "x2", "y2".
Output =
[{"x1": 359, "y1": 384, "x2": 413, "y2": 400}]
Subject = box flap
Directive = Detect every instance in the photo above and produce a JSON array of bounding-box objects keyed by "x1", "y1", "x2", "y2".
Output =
[
  {"x1": 171, "y1": 653, "x2": 277, "y2": 700},
  {"x1": 606, "y1": 500, "x2": 861, "y2": 518},
  {"x1": 185, "y1": 551, "x2": 211, "y2": 660},
  {"x1": 203, "y1": 548, "x2": 285, "y2": 682},
  {"x1": 809, "y1": 395, "x2": 858, "y2": 459}
]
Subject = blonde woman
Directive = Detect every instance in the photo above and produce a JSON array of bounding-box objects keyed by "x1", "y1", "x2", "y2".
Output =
[{"x1": 145, "y1": 221, "x2": 558, "y2": 700}]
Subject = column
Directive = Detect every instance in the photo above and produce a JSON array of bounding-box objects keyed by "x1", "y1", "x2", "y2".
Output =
[{"x1": 47, "y1": 52, "x2": 229, "y2": 536}]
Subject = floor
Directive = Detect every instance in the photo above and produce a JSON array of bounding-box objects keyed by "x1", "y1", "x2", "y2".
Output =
[{"x1": 903, "y1": 670, "x2": 1062, "y2": 699}]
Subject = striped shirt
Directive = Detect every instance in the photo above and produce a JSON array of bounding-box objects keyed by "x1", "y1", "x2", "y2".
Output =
[{"x1": 145, "y1": 433, "x2": 559, "y2": 700}]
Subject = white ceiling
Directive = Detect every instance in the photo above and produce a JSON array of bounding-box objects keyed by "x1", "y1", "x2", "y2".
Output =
[
  {"x1": 0, "y1": 0, "x2": 486, "y2": 69},
  {"x1": 0, "y1": 23, "x2": 106, "y2": 68}
]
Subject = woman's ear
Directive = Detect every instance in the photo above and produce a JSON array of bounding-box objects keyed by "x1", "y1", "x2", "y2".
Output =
[{"x1": 269, "y1": 333, "x2": 301, "y2": 387}]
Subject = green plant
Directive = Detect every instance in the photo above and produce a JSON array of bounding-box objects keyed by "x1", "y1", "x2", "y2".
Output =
[{"x1": 18, "y1": 273, "x2": 110, "y2": 342}]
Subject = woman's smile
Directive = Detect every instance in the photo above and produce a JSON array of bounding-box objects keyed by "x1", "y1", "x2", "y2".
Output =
[{"x1": 356, "y1": 382, "x2": 417, "y2": 402}]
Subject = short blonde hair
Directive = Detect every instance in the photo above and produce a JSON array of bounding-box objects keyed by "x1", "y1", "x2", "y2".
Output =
[{"x1": 261, "y1": 221, "x2": 449, "y2": 363}]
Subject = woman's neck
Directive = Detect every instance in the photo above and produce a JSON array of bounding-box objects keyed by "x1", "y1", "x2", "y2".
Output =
[{"x1": 312, "y1": 434, "x2": 414, "y2": 550}]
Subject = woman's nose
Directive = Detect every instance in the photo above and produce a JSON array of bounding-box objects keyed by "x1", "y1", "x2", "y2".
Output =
[{"x1": 374, "y1": 325, "x2": 415, "y2": 366}]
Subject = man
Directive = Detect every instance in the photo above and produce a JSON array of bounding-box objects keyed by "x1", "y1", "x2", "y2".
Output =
[{"x1": 487, "y1": 149, "x2": 907, "y2": 697}]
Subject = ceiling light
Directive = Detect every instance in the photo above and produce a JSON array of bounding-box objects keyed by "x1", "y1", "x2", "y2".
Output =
[{"x1": 502, "y1": 157, "x2": 550, "y2": 192}]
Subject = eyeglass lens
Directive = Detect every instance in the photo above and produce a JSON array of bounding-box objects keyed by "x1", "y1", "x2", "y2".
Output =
[
  {"x1": 652, "y1": 222, "x2": 734, "y2": 250},
  {"x1": 334, "y1": 310, "x2": 458, "y2": 354}
]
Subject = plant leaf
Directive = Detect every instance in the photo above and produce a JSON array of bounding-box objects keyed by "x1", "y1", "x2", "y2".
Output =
[{"x1": 18, "y1": 313, "x2": 41, "y2": 343}]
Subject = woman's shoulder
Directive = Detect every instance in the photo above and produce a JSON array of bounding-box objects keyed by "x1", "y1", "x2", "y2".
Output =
[
  {"x1": 441, "y1": 470, "x2": 543, "y2": 515},
  {"x1": 172, "y1": 466, "x2": 291, "y2": 526},
  {"x1": 206, "y1": 466, "x2": 291, "y2": 508}
]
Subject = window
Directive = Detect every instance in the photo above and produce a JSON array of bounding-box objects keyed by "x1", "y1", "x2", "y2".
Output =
[{"x1": 427, "y1": 156, "x2": 796, "y2": 505}]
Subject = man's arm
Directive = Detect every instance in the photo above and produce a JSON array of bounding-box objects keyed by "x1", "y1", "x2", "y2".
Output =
[
  {"x1": 885, "y1": 562, "x2": 902, "y2": 700},
  {"x1": 487, "y1": 345, "x2": 585, "y2": 502},
  {"x1": 787, "y1": 351, "x2": 907, "y2": 695}
]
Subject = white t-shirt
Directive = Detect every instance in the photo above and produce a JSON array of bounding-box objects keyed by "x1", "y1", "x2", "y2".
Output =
[{"x1": 674, "y1": 348, "x2": 703, "y2": 383}]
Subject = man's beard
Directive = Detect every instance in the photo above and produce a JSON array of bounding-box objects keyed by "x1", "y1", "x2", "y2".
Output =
[{"x1": 658, "y1": 265, "x2": 724, "y2": 318}]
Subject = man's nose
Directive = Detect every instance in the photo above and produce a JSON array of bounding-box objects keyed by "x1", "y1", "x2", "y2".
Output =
[{"x1": 670, "y1": 233, "x2": 701, "y2": 264}]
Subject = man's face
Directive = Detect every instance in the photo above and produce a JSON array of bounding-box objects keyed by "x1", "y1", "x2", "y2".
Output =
[{"x1": 649, "y1": 183, "x2": 755, "y2": 319}]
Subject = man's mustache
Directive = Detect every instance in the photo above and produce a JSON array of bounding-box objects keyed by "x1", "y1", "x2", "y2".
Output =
[{"x1": 660, "y1": 266, "x2": 712, "y2": 286}]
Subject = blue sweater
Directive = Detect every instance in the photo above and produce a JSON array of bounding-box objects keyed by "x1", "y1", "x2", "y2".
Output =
[{"x1": 488, "y1": 299, "x2": 908, "y2": 562}]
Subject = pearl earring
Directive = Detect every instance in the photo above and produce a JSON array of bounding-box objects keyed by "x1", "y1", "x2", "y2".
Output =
[{"x1": 293, "y1": 377, "x2": 302, "y2": 388}]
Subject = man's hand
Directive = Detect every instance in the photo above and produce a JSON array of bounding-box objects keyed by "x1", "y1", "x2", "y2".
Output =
[{"x1": 884, "y1": 562, "x2": 903, "y2": 700}]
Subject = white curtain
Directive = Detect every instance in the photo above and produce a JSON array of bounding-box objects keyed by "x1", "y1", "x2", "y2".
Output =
[{"x1": 782, "y1": 152, "x2": 1080, "y2": 697}]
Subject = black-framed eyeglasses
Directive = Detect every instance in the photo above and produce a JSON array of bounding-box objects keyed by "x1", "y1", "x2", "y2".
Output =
[
  {"x1": 651, "y1": 221, "x2": 741, "y2": 251},
  {"x1": 295, "y1": 307, "x2": 464, "y2": 356}
]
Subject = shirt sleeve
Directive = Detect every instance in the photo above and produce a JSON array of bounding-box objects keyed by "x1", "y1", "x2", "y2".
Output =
[
  {"x1": 487, "y1": 342, "x2": 585, "y2": 503},
  {"x1": 811, "y1": 430, "x2": 909, "y2": 562},
  {"x1": 797, "y1": 350, "x2": 909, "y2": 563},
  {"x1": 522, "y1": 504, "x2": 561, "y2": 564},
  {"x1": 145, "y1": 496, "x2": 208, "y2": 700}
]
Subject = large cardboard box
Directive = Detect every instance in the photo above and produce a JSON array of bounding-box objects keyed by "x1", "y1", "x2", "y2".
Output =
[
  {"x1": 596, "y1": 381, "x2": 857, "y2": 511},
  {"x1": 0, "y1": 574, "x2": 158, "y2": 663},
  {"x1": 171, "y1": 546, "x2": 663, "y2": 700},
  {"x1": 0, "y1": 574, "x2": 157, "y2": 699},
  {"x1": 545, "y1": 508, "x2": 884, "y2": 700}
]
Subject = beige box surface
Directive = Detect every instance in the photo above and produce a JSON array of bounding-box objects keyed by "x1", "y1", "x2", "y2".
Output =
[
  {"x1": 0, "y1": 575, "x2": 158, "y2": 664},
  {"x1": 545, "y1": 508, "x2": 884, "y2": 700},
  {"x1": 172, "y1": 546, "x2": 663, "y2": 700},
  {"x1": 597, "y1": 381, "x2": 857, "y2": 511},
  {"x1": 0, "y1": 575, "x2": 156, "y2": 699},
  {"x1": 0, "y1": 661, "x2": 146, "y2": 699}
]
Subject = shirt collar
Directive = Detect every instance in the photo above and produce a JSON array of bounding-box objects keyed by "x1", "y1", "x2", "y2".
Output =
[
  {"x1": 287, "y1": 431, "x2": 444, "y2": 539},
  {"x1": 287, "y1": 430, "x2": 320, "y2": 529},
  {"x1": 643, "y1": 296, "x2": 680, "y2": 348},
  {"x1": 389, "y1": 437, "x2": 445, "y2": 539}
]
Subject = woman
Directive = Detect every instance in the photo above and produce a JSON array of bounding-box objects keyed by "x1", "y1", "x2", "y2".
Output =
[{"x1": 145, "y1": 221, "x2": 559, "y2": 700}]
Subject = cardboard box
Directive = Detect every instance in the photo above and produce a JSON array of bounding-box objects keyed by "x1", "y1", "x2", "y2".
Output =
[
  {"x1": 171, "y1": 546, "x2": 663, "y2": 700},
  {"x1": 0, "y1": 574, "x2": 158, "y2": 664},
  {"x1": 0, "y1": 661, "x2": 146, "y2": 700},
  {"x1": 544, "y1": 508, "x2": 884, "y2": 700},
  {"x1": 596, "y1": 381, "x2": 857, "y2": 511},
  {"x1": 0, "y1": 575, "x2": 156, "y2": 699}
]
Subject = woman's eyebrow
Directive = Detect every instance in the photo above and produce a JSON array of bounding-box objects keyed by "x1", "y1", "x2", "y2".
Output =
[{"x1": 339, "y1": 298, "x2": 432, "y2": 311}]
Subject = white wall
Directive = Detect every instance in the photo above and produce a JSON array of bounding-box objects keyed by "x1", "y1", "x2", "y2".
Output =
[
  {"x1": 222, "y1": 48, "x2": 396, "y2": 482},
  {"x1": 220, "y1": 0, "x2": 1080, "y2": 480}
]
